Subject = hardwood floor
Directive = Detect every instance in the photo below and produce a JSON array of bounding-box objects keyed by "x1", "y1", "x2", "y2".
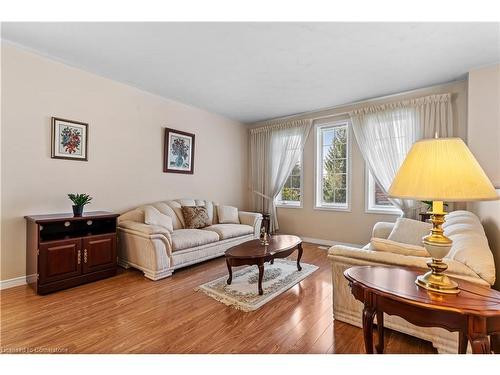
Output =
[{"x1": 0, "y1": 243, "x2": 436, "y2": 354}]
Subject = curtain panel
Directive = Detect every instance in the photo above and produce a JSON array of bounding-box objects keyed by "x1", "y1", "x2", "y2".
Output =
[
  {"x1": 249, "y1": 119, "x2": 312, "y2": 232},
  {"x1": 349, "y1": 93, "x2": 453, "y2": 218}
]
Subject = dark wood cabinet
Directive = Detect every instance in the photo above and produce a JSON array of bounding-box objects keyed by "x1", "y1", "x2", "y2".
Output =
[
  {"x1": 39, "y1": 239, "x2": 82, "y2": 283},
  {"x1": 82, "y1": 234, "x2": 116, "y2": 274},
  {"x1": 25, "y1": 211, "x2": 119, "y2": 294}
]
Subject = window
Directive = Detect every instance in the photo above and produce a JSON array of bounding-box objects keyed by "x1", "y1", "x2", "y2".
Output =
[
  {"x1": 315, "y1": 121, "x2": 350, "y2": 210},
  {"x1": 365, "y1": 170, "x2": 401, "y2": 214},
  {"x1": 276, "y1": 155, "x2": 302, "y2": 207}
]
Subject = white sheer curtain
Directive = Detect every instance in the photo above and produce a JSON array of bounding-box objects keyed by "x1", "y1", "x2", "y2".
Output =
[
  {"x1": 249, "y1": 119, "x2": 312, "y2": 232},
  {"x1": 350, "y1": 93, "x2": 453, "y2": 218}
]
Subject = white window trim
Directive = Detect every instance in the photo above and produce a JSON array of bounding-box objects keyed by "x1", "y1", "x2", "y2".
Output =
[
  {"x1": 276, "y1": 201, "x2": 303, "y2": 209},
  {"x1": 364, "y1": 167, "x2": 401, "y2": 215},
  {"x1": 314, "y1": 120, "x2": 351, "y2": 212},
  {"x1": 276, "y1": 152, "x2": 304, "y2": 209}
]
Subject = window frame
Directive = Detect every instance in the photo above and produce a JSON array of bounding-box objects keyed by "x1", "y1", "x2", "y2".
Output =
[
  {"x1": 314, "y1": 120, "x2": 351, "y2": 212},
  {"x1": 276, "y1": 152, "x2": 304, "y2": 209},
  {"x1": 364, "y1": 167, "x2": 402, "y2": 215}
]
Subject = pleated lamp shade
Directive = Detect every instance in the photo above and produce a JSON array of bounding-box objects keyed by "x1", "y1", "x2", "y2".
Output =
[{"x1": 388, "y1": 138, "x2": 499, "y2": 202}]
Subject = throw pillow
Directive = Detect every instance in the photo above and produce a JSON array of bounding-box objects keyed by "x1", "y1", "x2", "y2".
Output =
[
  {"x1": 371, "y1": 237, "x2": 430, "y2": 257},
  {"x1": 181, "y1": 206, "x2": 211, "y2": 229},
  {"x1": 217, "y1": 205, "x2": 240, "y2": 224},
  {"x1": 387, "y1": 217, "x2": 432, "y2": 247},
  {"x1": 144, "y1": 205, "x2": 174, "y2": 232}
]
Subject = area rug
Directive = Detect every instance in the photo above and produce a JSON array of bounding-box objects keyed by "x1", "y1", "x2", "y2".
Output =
[{"x1": 195, "y1": 259, "x2": 318, "y2": 311}]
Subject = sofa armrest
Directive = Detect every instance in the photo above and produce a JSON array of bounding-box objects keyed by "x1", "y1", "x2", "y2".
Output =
[
  {"x1": 238, "y1": 211, "x2": 262, "y2": 227},
  {"x1": 328, "y1": 245, "x2": 489, "y2": 286},
  {"x1": 117, "y1": 221, "x2": 173, "y2": 277},
  {"x1": 329, "y1": 245, "x2": 427, "y2": 268},
  {"x1": 118, "y1": 220, "x2": 172, "y2": 241},
  {"x1": 372, "y1": 222, "x2": 395, "y2": 239},
  {"x1": 238, "y1": 211, "x2": 263, "y2": 237}
]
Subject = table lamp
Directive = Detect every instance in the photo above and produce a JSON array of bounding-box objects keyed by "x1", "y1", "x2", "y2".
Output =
[{"x1": 388, "y1": 137, "x2": 499, "y2": 294}]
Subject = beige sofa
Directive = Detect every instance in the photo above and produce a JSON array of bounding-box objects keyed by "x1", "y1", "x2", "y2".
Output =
[
  {"x1": 328, "y1": 210, "x2": 496, "y2": 353},
  {"x1": 118, "y1": 199, "x2": 262, "y2": 280}
]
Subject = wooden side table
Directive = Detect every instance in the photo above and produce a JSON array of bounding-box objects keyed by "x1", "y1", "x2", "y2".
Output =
[
  {"x1": 419, "y1": 212, "x2": 432, "y2": 222},
  {"x1": 25, "y1": 211, "x2": 119, "y2": 294},
  {"x1": 344, "y1": 266, "x2": 500, "y2": 354},
  {"x1": 261, "y1": 213, "x2": 271, "y2": 234}
]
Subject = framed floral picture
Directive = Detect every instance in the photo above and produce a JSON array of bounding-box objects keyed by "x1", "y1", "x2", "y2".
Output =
[
  {"x1": 164, "y1": 128, "x2": 195, "y2": 174},
  {"x1": 51, "y1": 117, "x2": 88, "y2": 161}
]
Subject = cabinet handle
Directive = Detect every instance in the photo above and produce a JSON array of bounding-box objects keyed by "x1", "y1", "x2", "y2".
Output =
[
  {"x1": 77, "y1": 250, "x2": 81, "y2": 265},
  {"x1": 84, "y1": 249, "x2": 88, "y2": 263}
]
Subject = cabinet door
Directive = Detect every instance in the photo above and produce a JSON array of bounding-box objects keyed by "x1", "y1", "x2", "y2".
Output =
[
  {"x1": 39, "y1": 239, "x2": 82, "y2": 283},
  {"x1": 82, "y1": 234, "x2": 116, "y2": 274}
]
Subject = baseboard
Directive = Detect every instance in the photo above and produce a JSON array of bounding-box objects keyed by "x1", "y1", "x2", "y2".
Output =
[
  {"x1": 0, "y1": 274, "x2": 35, "y2": 290},
  {"x1": 0, "y1": 238, "x2": 357, "y2": 289},
  {"x1": 300, "y1": 236, "x2": 362, "y2": 249}
]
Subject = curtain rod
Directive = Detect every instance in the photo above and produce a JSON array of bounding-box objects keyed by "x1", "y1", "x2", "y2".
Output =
[{"x1": 249, "y1": 78, "x2": 466, "y2": 125}]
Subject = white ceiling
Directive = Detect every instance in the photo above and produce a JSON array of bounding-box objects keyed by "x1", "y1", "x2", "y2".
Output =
[{"x1": 2, "y1": 22, "x2": 499, "y2": 123}]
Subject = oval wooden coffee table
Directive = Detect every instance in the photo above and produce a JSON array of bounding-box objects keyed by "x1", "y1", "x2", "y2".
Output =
[
  {"x1": 225, "y1": 234, "x2": 303, "y2": 295},
  {"x1": 344, "y1": 266, "x2": 500, "y2": 354}
]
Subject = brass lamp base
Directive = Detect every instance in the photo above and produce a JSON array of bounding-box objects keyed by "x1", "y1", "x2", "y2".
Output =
[
  {"x1": 415, "y1": 259, "x2": 459, "y2": 294},
  {"x1": 415, "y1": 203, "x2": 459, "y2": 294}
]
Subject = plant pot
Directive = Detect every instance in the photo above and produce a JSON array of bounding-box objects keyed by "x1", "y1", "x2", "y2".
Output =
[{"x1": 72, "y1": 205, "x2": 84, "y2": 217}]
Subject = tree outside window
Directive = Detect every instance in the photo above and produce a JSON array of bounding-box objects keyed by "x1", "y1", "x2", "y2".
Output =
[
  {"x1": 316, "y1": 122, "x2": 350, "y2": 209},
  {"x1": 277, "y1": 156, "x2": 302, "y2": 207}
]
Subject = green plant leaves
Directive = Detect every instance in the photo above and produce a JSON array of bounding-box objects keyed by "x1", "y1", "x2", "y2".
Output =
[{"x1": 68, "y1": 193, "x2": 93, "y2": 206}]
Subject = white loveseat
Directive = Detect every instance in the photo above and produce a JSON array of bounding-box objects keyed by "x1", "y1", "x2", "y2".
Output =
[
  {"x1": 328, "y1": 210, "x2": 496, "y2": 353},
  {"x1": 117, "y1": 199, "x2": 262, "y2": 280}
]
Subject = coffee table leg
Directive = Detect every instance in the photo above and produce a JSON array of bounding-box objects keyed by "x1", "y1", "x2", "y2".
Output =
[
  {"x1": 467, "y1": 316, "x2": 491, "y2": 354},
  {"x1": 226, "y1": 259, "x2": 232, "y2": 285},
  {"x1": 258, "y1": 261, "x2": 264, "y2": 295},
  {"x1": 297, "y1": 243, "x2": 303, "y2": 271},
  {"x1": 362, "y1": 303, "x2": 376, "y2": 354},
  {"x1": 458, "y1": 331, "x2": 468, "y2": 354},
  {"x1": 375, "y1": 310, "x2": 384, "y2": 354},
  {"x1": 491, "y1": 334, "x2": 500, "y2": 354},
  {"x1": 469, "y1": 334, "x2": 490, "y2": 354}
]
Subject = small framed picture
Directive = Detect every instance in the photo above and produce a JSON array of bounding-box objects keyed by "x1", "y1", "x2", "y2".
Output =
[
  {"x1": 164, "y1": 128, "x2": 195, "y2": 174},
  {"x1": 51, "y1": 117, "x2": 88, "y2": 161}
]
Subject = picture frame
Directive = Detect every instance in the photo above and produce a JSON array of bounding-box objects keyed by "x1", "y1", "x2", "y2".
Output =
[
  {"x1": 51, "y1": 117, "x2": 89, "y2": 161},
  {"x1": 163, "y1": 127, "x2": 195, "y2": 174}
]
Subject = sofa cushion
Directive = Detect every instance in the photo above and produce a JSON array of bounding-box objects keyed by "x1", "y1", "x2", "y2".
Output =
[
  {"x1": 166, "y1": 200, "x2": 191, "y2": 228},
  {"x1": 387, "y1": 218, "x2": 432, "y2": 246},
  {"x1": 203, "y1": 224, "x2": 253, "y2": 240},
  {"x1": 443, "y1": 210, "x2": 496, "y2": 285},
  {"x1": 176, "y1": 199, "x2": 197, "y2": 209},
  {"x1": 170, "y1": 229, "x2": 220, "y2": 251},
  {"x1": 181, "y1": 206, "x2": 211, "y2": 229},
  {"x1": 217, "y1": 205, "x2": 240, "y2": 224},
  {"x1": 151, "y1": 202, "x2": 182, "y2": 230},
  {"x1": 196, "y1": 200, "x2": 215, "y2": 224},
  {"x1": 144, "y1": 206, "x2": 174, "y2": 232},
  {"x1": 371, "y1": 237, "x2": 430, "y2": 257}
]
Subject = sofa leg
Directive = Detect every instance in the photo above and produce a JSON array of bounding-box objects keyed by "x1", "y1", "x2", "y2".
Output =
[{"x1": 143, "y1": 269, "x2": 173, "y2": 281}]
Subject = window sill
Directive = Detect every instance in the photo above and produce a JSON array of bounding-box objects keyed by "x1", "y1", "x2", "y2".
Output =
[
  {"x1": 276, "y1": 203, "x2": 303, "y2": 209},
  {"x1": 313, "y1": 205, "x2": 351, "y2": 212}
]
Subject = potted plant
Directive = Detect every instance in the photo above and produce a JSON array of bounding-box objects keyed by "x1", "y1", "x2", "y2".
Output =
[{"x1": 68, "y1": 193, "x2": 93, "y2": 217}]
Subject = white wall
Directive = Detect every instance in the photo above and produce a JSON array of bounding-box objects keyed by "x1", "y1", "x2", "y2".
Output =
[
  {"x1": 0, "y1": 43, "x2": 248, "y2": 281},
  {"x1": 467, "y1": 63, "x2": 500, "y2": 290}
]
